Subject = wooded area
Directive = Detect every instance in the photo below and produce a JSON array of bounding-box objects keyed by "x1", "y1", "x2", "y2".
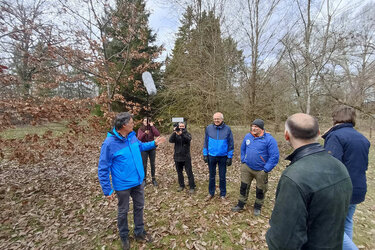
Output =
[{"x1": 0, "y1": 0, "x2": 374, "y2": 128}]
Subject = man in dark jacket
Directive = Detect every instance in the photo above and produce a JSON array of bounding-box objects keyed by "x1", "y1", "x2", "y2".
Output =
[
  {"x1": 203, "y1": 112, "x2": 234, "y2": 200},
  {"x1": 266, "y1": 113, "x2": 352, "y2": 250},
  {"x1": 232, "y1": 119, "x2": 279, "y2": 216},
  {"x1": 322, "y1": 105, "x2": 370, "y2": 250},
  {"x1": 169, "y1": 122, "x2": 196, "y2": 194}
]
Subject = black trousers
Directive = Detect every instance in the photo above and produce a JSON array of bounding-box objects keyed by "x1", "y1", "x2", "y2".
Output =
[
  {"x1": 175, "y1": 159, "x2": 195, "y2": 189},
  {"x1": 141, "y1": 149, "x2": 156, "y2": 180}
]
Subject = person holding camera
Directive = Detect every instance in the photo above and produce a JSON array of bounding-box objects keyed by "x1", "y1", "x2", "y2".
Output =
[
  {"x1": 169, "y1": 122, "x2": 196, "y2": 194},
  {"x1": 137, "y1": 117, "x2": 160, "y2": 186}
]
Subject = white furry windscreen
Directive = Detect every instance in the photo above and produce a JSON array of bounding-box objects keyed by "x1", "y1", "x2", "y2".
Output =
[{"x1": 142, "y1": 71, "x2": 157, "y2": 95}]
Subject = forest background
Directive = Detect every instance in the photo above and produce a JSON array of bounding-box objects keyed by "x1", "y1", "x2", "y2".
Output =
[{"x1": 0, "y1": 0, "x2": 374, "y2": 249}]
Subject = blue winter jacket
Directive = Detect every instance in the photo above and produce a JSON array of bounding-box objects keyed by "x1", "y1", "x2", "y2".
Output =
[
  {"x1": 203, "y1": 123, "x2": 234, "y2": 158},
  {"x1": 241, "y1": 132, "x2": 279, "y2": 172},
  {"x1": 322, "y1": 123, "x2": 370, "y2": 204},
  {"x1": 98, "y1": 128, "x2": 156, "y2": 196}
]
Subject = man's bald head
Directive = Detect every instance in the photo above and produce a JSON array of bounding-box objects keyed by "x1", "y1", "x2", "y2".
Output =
[{"x1": 285, "y1": 113, "x2": 319, "y2": 141}]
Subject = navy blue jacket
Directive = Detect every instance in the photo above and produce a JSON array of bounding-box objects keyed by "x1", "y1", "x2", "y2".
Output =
[
  {"x1": 322, "y1": 123, "x2": 370, "y2": 204},
  {"x1": 203, "y1": 122, "x2": 234, "y2": 158}
]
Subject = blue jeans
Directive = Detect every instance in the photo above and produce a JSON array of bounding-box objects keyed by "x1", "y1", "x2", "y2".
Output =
[
  {"x1": 208, "y1": 155, "x2": 227, "y2": 197},
  {"x1": 343, "y1": 204, "x2": 358, "y2": 250},
  {"x1": 116, "y1": 184, "x2": 145, "y2": 240}
]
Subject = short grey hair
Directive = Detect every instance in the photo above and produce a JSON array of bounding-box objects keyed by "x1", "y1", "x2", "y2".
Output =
[
  {"x1": 213, "y1": 112, "x2": 224, "y2": 120},
  {"x1": 114, "y1": 112, "x2": 133, "y2": 130}
]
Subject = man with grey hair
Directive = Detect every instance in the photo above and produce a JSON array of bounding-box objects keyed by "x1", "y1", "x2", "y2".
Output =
[
  {"x1": 98, "y1": 112, "x2": 166, "y2": 249},
  {"x1": 266, "y1": 113, "x2": 352, "y2": 249},
  {"x1": 203, "y1": 112, "x2": 234, "y2": 200}
]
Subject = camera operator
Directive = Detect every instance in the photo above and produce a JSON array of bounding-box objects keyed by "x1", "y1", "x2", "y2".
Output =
[{"x1": 169, "y1": 122, "x2": 196, "y2": 194}]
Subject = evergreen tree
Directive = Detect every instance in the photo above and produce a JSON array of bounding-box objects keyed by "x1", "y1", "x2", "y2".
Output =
[
  {"x1": 102, "y1": 0, "x2": 163, "y2": 114},
  {"x1": 158, "y1": 6, "x2": 244, "y2": 124}
]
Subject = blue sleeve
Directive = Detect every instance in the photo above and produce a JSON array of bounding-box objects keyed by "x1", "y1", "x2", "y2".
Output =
[
  {"x1": 98, "y1": 141, "x2": 113, "y2": 196},
  {"x1": 264, "y1": 137, "x2": 280, "y2": 172},
  {"x1": 323, "y1": 134, "x2": 343, "y2": 162},
  {"x1": 138, "y1": 139, "x2": 156, "y2": 152},
  {"x1": 227, "y1": 128, "x2": 234, "y2": 158},
  {"x1": 241, "y1": 136, "x2": 246, "y2": 163},
  {"x1": 203, "y1": 127, "x2": 208, "y2": 156}
]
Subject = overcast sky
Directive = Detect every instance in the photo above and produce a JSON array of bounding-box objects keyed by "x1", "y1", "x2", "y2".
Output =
[
  {"x1": 145, "y1": 0, "x2": 183, "y2": 61},
  {"x1": 145, "y1": 0, "x2": 374, "y2": 62}
]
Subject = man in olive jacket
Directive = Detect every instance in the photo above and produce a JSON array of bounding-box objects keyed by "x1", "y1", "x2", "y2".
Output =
[{"x1": 266, "y1": 113, "x2": 352, "y2": 250}]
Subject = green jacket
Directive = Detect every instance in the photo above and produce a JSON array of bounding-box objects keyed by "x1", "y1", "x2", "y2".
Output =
[{"x1": 266, "y1": 143, "x2": 352, "y2": 250}]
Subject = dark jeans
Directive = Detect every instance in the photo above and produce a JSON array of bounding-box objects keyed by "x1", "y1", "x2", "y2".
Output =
[
  {"x1": 208, "y1": 155, "x2": 227, "y2": 197},
  {"x1": 116, "y1": 184, "x2": 145, "y2": 240},
  {"x1": 141, "y1": 149, "x2": 156, "y2": 180},
  {"x1": 175, "y1": 159, "x2": 196, "y2": 189}
]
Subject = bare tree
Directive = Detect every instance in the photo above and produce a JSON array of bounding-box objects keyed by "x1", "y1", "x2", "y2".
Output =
[
  {"x1": 322, "y1": 2, "x2": 375, "y2": 116},
  {"x1": 0, "y1": 0, "x2": 64, "y2": 96}
]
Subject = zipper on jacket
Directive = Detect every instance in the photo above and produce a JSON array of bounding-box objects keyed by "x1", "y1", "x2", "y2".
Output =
[{"x1": 260, "y1": 156, "x2": 266, "y2": 163}]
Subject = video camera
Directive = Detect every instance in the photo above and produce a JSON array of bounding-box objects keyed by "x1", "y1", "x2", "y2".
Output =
[{"x1": 172, "y1": 117, "x2": 185, "y2": 132}]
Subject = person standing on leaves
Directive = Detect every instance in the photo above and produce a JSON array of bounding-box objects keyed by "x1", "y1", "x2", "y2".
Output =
[
  {"x1": 266, "y1": 113, "x2": 352, "y2": 249},
  {"x1": 169, "y1": 122, "x2": 196, "y2": 194},
  {"x1": 322, "y1": 106, "x2": 370, "y2": 250},
  {"x1": 203, "y1": 112, "x2": 234, "y2": 200},
  {"x1": 137, "y1": 117, "x2": 160, "y2": 186},
  {"x1": 231, "y1": 119, "x2": 279, "y2": 216},
  {"x1": 98, "y1": 112, "x2": 166, "y2": 250}
]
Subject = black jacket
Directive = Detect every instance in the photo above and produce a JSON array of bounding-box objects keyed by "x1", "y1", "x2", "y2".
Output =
[
  {"x1": 169, "y1": 130, "x2": 191, "y2": 162},
  {"x1": 266, "y1": 143, "x2": 352, "y2": 250}
]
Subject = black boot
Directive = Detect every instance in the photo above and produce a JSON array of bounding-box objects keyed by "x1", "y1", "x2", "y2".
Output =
[
  {"x1": 254, "y1": 203, "x2": 262, "y2": 216},
  {"x1": 152, "y1": 178, "x2": 158, "y2": 187},
  {"x1": 231, "y1": 200, "x2": 245, "y2": 212},
  {"x1": 121, "y1": 237, "x2": 130, "y2": 250}
]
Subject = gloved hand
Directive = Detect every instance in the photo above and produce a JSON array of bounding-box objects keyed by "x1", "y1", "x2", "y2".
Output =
[
  {"x1": 203, "y1": 156, "x2": 208, "y2": 163},
  {"x1": 226, "y1": 158, "x2": 232, "y2": 166}
]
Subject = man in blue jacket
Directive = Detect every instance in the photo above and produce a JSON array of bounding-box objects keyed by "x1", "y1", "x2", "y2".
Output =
[
  {"x1": 203, "y1": 112, "x2": 234, "y2": 200},
  {"x1": 232, "y1": 119, "x2": 279, "y2": 215},
  {"x1": 323, "y1": 106, "x2": 370, "y2": 250},
  {"x1": 98, "y1": 112, "x2": 165, "y2": 250}
]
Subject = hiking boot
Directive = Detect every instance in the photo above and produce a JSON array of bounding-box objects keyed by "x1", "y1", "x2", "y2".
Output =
[
  {"x1": 121, "y1": 238, "x2": 130, "y2": 250},
  {"x1": 177, "y1": 186, "x2": 184, "y2": 192},
  {"x1": 152, "y1": 179, "x2": 158, "y2": 187},
  {"x1": 254, "y1": 208, "x2": 261, "y2": 216},
  {"x1": 135, "y1": 231, "x2": 152, "y2": 243},
  {"x1": 232, "y1": 205, "x2": 244, "y2": 212},
  {"x1": 231, "y1": 201, "x2": 245, "y2": 212},
  {"x1": 189, "y1": 188, "x2": 195, "y2": 194}
]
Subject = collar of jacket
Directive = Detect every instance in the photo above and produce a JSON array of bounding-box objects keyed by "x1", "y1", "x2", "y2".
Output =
[
  {"x1": 214, "y1": 122, "x2": 225, "y2": 129},
  {"x1": 322, "y1": 123, "x2": 353, "y2": 139},
  {"x1": 286, "y1": 143, "x2": 325, "y2": 165},
  {"x1": 251, "y1": 130, "x2": 265, "y2": 138},
  {"x1": 112, "y1": 128, "x2": 135, "y2": 141}
]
